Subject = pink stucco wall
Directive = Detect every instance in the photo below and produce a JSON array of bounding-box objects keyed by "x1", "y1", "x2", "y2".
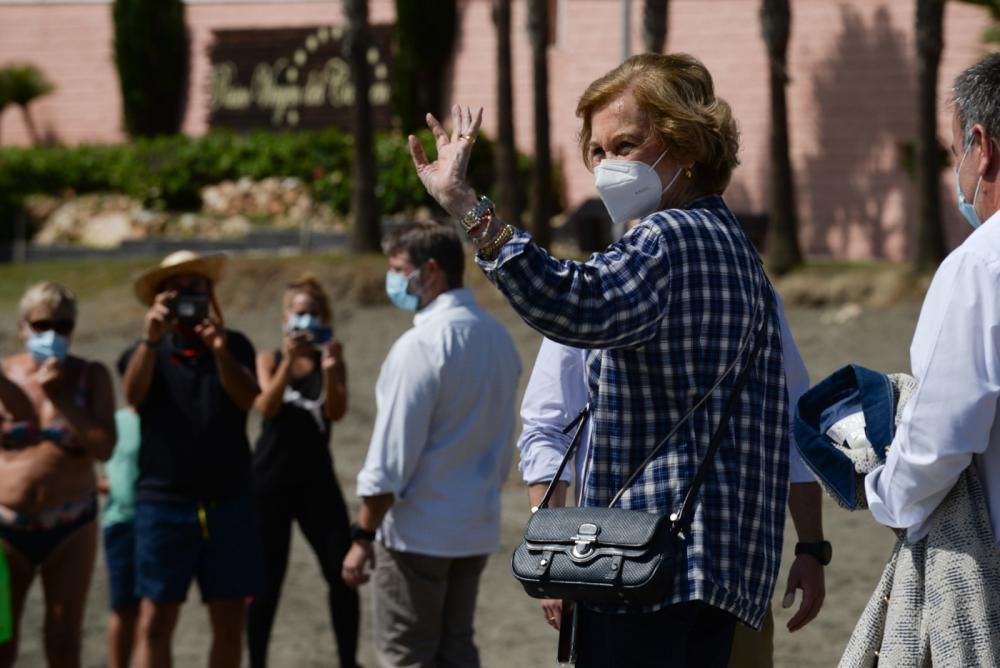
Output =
[{"x1": 0, "y1": 0, "x2": 993, "y2": 260}]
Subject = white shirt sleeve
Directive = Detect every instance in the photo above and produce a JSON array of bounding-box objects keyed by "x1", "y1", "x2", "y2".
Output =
[
  {"x1": 517, "y1": 338, "x2": 589, "y2": 485},
  {"x1": 865, "y1": 252, "x2": 1000, "y2": 540},
  {"x1": 775, "y1": 291, "x2": 814, "y2": 485},
  {"x1": 357, "y1": 334, "x2": 440, "y2": 498}
]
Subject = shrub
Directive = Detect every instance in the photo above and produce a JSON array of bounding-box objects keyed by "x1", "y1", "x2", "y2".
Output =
[{"x1": 0, "y1": 128, "x2": 563, "y2": 241}]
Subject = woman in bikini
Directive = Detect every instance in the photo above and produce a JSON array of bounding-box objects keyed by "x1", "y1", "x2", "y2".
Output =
[
  {"x1": 0, "y1": 281, "x2": 116, "y2": 667},
  {"x1": 246, "y1": 275, "x2": 359, "y2": 668}
]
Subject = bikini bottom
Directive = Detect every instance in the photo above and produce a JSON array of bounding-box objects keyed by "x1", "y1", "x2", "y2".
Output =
[{"x1": 0, "y1": 495, "x2": 97, "y2": 565}]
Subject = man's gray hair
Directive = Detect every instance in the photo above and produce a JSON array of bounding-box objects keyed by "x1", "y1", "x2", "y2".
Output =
[{"x1": 954, "y1": 53, "x2": 1000, "y2": 149}]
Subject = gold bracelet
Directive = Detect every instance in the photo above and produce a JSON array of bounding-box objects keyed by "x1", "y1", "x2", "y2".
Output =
[{"x1": 477, "y1": 224, "x2": 514, "y2": 261}]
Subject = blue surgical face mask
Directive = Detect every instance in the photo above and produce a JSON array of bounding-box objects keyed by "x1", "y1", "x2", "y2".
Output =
[
  {"x1": 956, "y1": 144, "x2": 984, "y2": 229},
  {"x1": 27, "y1": 329, "x2": 70, "y2": 364},
  {"x1": 385, "y1": 269, "x2": 420, "y2": 311},
  {"x1": 286, "y1": 313, "x2": 322, "y2": 332},
  {"x1": 285, "y1": 313, "x2": 333, "y2": 344}
]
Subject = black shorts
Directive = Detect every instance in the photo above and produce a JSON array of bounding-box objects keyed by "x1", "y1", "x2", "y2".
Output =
[
  {"x1": 103, "y1": 521, "x2": 138, "y2": 611},
  {"x1": 134, "y1": 496, "x2": 263, "y2": 603}
]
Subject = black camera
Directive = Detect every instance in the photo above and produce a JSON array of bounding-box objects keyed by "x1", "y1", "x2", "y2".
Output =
[{"x1": 166, "y1": 294, "x2": 210, "y2": 326}]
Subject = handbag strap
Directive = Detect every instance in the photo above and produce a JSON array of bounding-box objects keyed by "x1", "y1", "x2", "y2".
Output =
[
  {"x1": 608, "y1": 283, "x2": 771, "y2": 507},
  {"x1": 534, "y1": 282, "x2": 774, "y2": 525},
  {"x1": 662, "y1": 286, "x2": 773, "y2": 537},
  {"x1": 534, "y1": 404, "x2": 592, "y2": 511}
]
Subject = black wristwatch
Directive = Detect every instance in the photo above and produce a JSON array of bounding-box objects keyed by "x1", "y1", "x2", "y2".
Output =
[
  {"x1": 350, "y1": 521, "x2": 377, "y2": 543},
  {"x1": 795, "y1": 540, "x2": 833, "y2": 566}
]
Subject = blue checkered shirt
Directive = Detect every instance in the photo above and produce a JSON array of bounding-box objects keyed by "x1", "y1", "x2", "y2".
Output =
[{"x1": 477, "y1": 195, "x2": 789, "y2": 629}]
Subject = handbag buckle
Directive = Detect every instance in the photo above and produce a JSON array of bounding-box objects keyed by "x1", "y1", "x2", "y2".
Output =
[{"x1": 570, "y1": 523, "x2": 600, "y2": 560}]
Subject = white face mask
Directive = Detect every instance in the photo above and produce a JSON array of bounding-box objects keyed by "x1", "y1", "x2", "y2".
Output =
[{"x1": 593, "y1": 150, "x2": 683, "y2": 224}]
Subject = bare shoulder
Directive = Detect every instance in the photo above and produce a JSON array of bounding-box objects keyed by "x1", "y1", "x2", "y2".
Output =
[
  {"x1": 2, "y1": 353, "x2": 34, "y2": 380},
  {"x1": 258, "y1": 349, "x2": 276, "y2": 363}
]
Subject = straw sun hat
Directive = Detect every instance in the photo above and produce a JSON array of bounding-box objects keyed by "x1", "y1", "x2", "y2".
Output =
[{"x1": 133, "y1": 250, "x2": 228, "y2": 306}]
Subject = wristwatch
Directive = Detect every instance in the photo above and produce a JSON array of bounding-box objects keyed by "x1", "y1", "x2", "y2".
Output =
[
  {"x1": 459, "y1": 195, "x2": 496, "y2": 234},
  {"x1": 795, "y1": 540, "x2": 833, "y2": 566},
  {"x1": 350, "y1": 521, "x2": 377, "y2": 543}
]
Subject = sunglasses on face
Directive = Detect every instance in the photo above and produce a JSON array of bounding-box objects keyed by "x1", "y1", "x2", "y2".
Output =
[{"x1": 28, "y1": 319, "x2": 75, "y2": 335}]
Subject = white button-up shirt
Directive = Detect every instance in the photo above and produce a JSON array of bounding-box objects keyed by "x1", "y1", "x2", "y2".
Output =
[
  {"x1": 357, "y1": 288, "x2": 521, "y2": 557},
  {"x1": 867, "y1": 212, "x2": 1000, "y2": 546},
  {"x1": 517, "y1": 290, "x2": 815, "y2": 498}
]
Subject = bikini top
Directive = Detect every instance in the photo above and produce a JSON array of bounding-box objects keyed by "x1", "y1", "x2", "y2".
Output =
[{"x1": 1, "y1": 362, "x2": 89, "y2": 449}]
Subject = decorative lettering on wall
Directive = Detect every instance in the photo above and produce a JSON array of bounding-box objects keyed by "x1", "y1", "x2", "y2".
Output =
[{"x1": 208, "y1": 25, "x2": 393, "y2": 131}]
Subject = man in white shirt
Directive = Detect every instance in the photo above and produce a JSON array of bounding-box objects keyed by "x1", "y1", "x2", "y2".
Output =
[
  {"x1": 341, "y1": 222, "x2": 521, "y2": 668},
  {"x1": 866, "y1": 53, "x2": 1000, "y2": 547},
  {"x1": 518, "y1": 291, "x2": 828, "y2": 665}
]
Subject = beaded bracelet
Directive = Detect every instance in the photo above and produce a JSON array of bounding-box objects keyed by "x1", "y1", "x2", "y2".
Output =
[{"x1": 477, "y1": 224, "x2": 514, "y2": 261}]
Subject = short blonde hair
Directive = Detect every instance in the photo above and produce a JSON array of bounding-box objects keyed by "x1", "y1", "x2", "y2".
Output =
[
  {"x1": 284, "y1": 274, "x2": 332, "y2": 324},
  {"x1": 19, "y1": 281, "x2": 77, "y2": 322},
  {"x1": 576, "y1": 53, "x2": 740, "y2": 194}
]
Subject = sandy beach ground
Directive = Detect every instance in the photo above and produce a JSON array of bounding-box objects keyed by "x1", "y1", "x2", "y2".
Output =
[{"x1": 0, "y1": 256, "x2": 923, "y2": 667}]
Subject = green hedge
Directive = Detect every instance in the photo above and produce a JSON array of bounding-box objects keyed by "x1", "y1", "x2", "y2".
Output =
[{"x1": 0, "y1": 128, "x2": 559, "y2": 241}]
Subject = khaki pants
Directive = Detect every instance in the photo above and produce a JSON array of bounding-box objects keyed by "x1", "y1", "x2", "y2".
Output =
[
  {"x1": 728, "y1": 606, "x2": 775, "y2": 668},
  {"x1": 372, "y1": 543, "x2": 488, "y2": 668}
]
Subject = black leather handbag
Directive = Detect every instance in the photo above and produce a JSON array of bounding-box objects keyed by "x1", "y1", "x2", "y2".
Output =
[{"x1": 511, "y1": 287, "x2": 771, "y2": 607}]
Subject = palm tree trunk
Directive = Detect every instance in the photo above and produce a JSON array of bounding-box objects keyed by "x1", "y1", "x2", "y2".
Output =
[
  {"x1": 761, "y1": 0, "x2": 802, "y2": 274},
  {"x1": 643, "y1": 0, "x2": 669, "y2": 53},
  {"x1": 527, "y1": 0, "x2": 552, "y2": 250},
  {"x1": 345, "y1": 0, "x2": 381, "y2": 252},
  {"x1": 19, "y1": 105, "x2": 39, "y2": 145},
  {"x1": 913, "y1": 0, "x2": 946, "y2": 272},
  {"x1": 493, "y1": 0, "x2": 522, "y2": 225}
]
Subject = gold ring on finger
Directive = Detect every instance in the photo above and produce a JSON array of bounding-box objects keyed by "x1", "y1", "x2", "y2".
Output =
[{"x1": 458, "y1": 133, "x2": 475, "y2": 143}]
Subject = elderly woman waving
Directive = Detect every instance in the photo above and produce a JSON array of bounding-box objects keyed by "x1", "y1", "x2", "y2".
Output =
[{"x1": 409, "y1": 54, "x2": 792, "y2": 667}]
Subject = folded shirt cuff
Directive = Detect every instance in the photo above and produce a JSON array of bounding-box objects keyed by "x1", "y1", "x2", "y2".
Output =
[
  {"x1": 475, "y1": 227, "x2": 531, "y2": 275},
  {"x1": 356, "y1": 468, "x2": 396, "y2": 498}
]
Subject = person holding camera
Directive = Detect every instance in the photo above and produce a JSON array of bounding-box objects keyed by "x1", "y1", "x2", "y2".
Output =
[
  {"x1": 122, "y1": 251, "x2": 262, "y2": 668},
  {"x1": 0, "y1": 281, "x2": 116, "y2": 668},
  {"x1": 246, "y1": 275, "x2": 359, "y2": 668}
]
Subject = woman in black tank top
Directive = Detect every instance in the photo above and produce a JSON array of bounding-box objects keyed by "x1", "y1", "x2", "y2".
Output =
[{"x1": 247, "y1": 276, "x2": 359, "y2": 668}]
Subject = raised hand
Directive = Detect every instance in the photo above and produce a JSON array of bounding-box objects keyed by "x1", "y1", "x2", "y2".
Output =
[
  {"x1": 195, "y1": 317, "x2": 227, "y2": 353},
  {"x1": 35, "y1": 358, "x2": 64, "y2": 399},
  {"x1": 145, "y1": 291, "x2": 174, "y2": 343},
  {"x1": 282, "y1": 330, "x2": 314, "y2": 360},
  {"x1": 407, "y1": 104, "x2": 483, "y2": 219},
  {"x1": 321, "y1": 340, "x2": 344, "y2": 374}
]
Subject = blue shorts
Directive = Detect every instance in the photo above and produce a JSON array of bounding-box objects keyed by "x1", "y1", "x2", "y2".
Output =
[
  {"x1": 103, "y1": 521, "x2": 139, "y2": 611},
  {"x1": 134, "y1": 496, "x2": 263, "y2": 603}
]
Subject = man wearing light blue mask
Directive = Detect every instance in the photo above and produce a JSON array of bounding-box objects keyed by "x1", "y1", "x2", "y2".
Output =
[
  {"x1": 344, "y1": 222, "x2": 521, "y2": 668},
  {"x1": 384, "y1": 267, "x2": 421, "y2": 311},
  {"x1": 955, "y1": 141, "x2": 986, "y2": 229},
  {"x1": 864, "y1": 54, "x2": 1000, "y2": 635}
]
